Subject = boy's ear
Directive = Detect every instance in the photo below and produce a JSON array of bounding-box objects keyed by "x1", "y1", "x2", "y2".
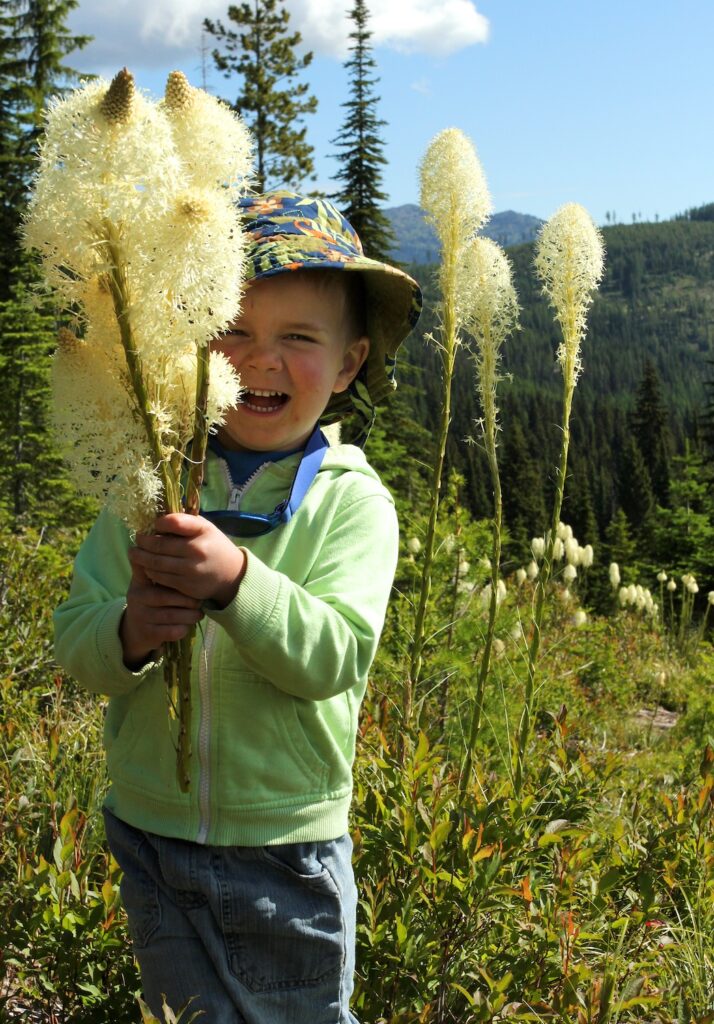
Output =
[{"x1": 334, "y1": 336, "x2": 370, "y2": 394}]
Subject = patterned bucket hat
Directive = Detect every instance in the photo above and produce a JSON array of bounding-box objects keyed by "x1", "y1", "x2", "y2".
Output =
[{"x1": 238, "y1": 190, "x2": 422, "y2": 442}]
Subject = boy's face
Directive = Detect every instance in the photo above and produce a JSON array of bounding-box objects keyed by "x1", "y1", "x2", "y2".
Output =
[{"x1": 212, "y1": 272, "x2": 369, "y2": 452}]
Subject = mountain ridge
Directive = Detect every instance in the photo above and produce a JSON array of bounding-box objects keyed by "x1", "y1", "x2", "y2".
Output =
[{"x1": 385, "y1": 203, "x2": 544, "y2": 263}]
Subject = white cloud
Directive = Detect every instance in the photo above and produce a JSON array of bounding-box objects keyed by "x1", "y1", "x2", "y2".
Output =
[
  {"x1": 69, "y1": 0, "x2": 488, "y2": 72},
  {"x1": 371, "y1": 1, "x2": 489, "y2": 56}
]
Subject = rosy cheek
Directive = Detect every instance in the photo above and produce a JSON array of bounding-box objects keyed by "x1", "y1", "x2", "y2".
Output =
[{"x1": 212, "y1": 343, "x2": 241, "y2": 369}]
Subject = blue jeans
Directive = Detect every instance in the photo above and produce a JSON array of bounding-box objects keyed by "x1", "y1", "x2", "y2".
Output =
[{"x1": 103, "y1": 808, "x2": 359, "y2": 1024}]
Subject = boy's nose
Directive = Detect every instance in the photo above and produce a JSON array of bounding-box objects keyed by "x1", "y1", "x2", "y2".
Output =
[{"x1": 244, "y1": 337, "x2": 282, "y2": 371}]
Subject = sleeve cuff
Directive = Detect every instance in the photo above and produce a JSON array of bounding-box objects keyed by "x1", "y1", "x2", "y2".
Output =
[
  {"x1": 94, "y1": 598, "x2": 162, "y2": 690},
  {"x1": 204, "y1": 549, "x2": 283, "y2": 645}
]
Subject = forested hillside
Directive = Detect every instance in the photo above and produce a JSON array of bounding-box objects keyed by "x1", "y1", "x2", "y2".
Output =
[{"x1": 387, "y1": 214, "x2": 714, "y2": 569}]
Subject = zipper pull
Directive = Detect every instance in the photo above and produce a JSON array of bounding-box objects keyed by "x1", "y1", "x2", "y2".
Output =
[{"x1": 227, "y1": 486, "x2": 242, "y2": 511}]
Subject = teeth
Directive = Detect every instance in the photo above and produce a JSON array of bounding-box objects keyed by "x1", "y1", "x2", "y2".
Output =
[
  {"x1": 248, "y1": 389, "x2": 284, "y2": 397},
  {"x1": 245, "y1": 402, "x2": 282, "y2": 413}
]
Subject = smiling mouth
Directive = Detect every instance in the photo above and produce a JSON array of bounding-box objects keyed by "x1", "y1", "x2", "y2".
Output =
[{"x1": 243, "y1": 389, "x2": 289, "y2": 413}]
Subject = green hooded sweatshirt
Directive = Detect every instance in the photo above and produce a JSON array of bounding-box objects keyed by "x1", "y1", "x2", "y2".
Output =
[{"x1": 54, "y1": 443, "x2": 398, "y2": 846}]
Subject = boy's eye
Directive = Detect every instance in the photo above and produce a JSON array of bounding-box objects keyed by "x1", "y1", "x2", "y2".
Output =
[
  {"x1": 219, "y1": 329, "x2": 248, "y2": 342},
  {"x1": 286, "y1": 332, "x2": 317, "y2": 343}
]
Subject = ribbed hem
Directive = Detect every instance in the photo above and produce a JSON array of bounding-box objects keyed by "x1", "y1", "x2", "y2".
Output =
[{"x1": 104, "y1": 786, "x2": 352, "y2": 846}]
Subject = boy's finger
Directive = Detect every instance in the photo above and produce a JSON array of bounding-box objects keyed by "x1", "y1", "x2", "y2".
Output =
[
  {"x1": 144, "y1": 607, "x2": 204, "y2": 628},
  {"x1": 131, "y1": 582, "x2": 202, "y2": 608},
  {"x1": 153, "y1": 513, "x2": 205, "y2": 536},
  {"x1": 131, "y1": 545, "x2": 182, "y2": 575}
]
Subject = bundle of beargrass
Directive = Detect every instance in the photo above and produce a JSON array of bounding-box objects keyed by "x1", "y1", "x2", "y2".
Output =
[{"x1": 23, "y1": 68, "x2": 253, "y2": 790}]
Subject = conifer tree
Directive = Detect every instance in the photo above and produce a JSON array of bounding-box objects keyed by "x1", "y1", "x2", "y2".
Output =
[
  {"x1": 0, "y1": 0, "x2": 91, "y2": 523},
  {"x1": 629, "y1": 360, "x2": 671, "y2": 506},
  {"x1": 204, "y1": 0, "x2": 317, "y2": 190},
  {"x1": 13, "y1": 0, "x2": 91, "y2": 130},
  {"x1": 500, "y1": 417, "x2": 546, "y2": 558},
  {"x1": 330, "y1": 0, "x2": 395, "y2": 260},
  {"x1": 0, "y1": 269, "x2": 90, "y2": 527},
  {"x1": 0, "y1": 0, "x2": 89, "y2": 298},
  {"x1": 617, "y1": 435, "x2": 654, "y2": 535},
  {"x1": 0, "y1": 7, "x2": 28, "y2": 298}
]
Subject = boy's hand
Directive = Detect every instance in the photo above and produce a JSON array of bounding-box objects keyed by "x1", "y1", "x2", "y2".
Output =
[
  {"x1": 120, "y1": 560, "x2": 205, "y2": 670},
  {"x1": 129, "y1": 513, "x2": 247, "y2": 609}
]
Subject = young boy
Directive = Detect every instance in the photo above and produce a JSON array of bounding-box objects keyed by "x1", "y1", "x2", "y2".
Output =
[{"x1": 54, "y1": 191, "x2": 422, "y2": 1024}]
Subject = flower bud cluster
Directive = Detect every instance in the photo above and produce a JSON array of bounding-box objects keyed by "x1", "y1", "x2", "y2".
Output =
[
  {"x1": 618, "y1": 583, "x2": 657, "y2": 617},
  {"x1": 480, "y1": 579, "x2": 507, "y2": 609},
  {"x1": 531, "y1": 523, "x2": 593, "y2": 569},
  {"x1": 682, "y1": 573, "x2": 699, "y2": 595}
]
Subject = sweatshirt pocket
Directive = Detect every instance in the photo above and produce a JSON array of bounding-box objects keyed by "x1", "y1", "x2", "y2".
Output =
[
  {"x1": 105, "y1": 676, "x2": 183, "y2": 799},
  {"x1": 218, "y1": 672, "x2": 330, "y2": 806}
]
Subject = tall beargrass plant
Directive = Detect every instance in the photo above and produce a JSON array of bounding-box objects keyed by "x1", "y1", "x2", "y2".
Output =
[
  {"x1": 512, "y1": 203, "x2": 605, "y2": 794},
  {"x1": 407, "y1": 128, "x2": 492, "y2": 729}
]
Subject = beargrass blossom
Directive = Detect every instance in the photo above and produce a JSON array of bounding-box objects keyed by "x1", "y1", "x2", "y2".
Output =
[
  {"x1": 609, "y1": 562, "x2": 621, "y2": 588},
  {"x1": 419, "y1": 128, "x2": 492, "y2": 248},
  {"x1": 534, "y1": 203, "x2": 605, "y2": 389},
  {"x1": 531, "y1": 536, "x2": 546, "y2": 560},
  {"x1": 24, "y1": 69, "x2": 251, "y2": 529},
  {"x1": 580, "y1": 544, "x2": 594, "y2": 568},
  {"x1": 563, "y1": 563, "x2": 577, "y2": 583}
]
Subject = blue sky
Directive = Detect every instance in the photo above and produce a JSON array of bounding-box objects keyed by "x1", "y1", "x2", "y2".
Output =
[{"x1": 67, "y1": 0, "x2": 714, "y2": 226}]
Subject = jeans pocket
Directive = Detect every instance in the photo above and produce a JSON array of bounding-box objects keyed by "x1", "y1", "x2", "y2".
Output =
[
  {"x1": 103, "y1": 808, "x2": 161, "y2": 950},
  {"x1": 218, "y1": 845, "x2": 345, "y2": 993}
]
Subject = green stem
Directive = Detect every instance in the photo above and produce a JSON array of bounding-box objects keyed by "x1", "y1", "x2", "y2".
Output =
[
  {"x1": 513, "y1": 345, "x2": 575, "y2": 796},
  {"x1": 102, "y1": 224, "x2": 179, "y2": 513},
  {"x1": 173, "y1": 343, "x2": 212, "y2": 792},
  {"x1": 102, "y1": 221, "x2": 199, "y2": 792},
  {"x1": 405, "y1": 295, "x2": 458, "y2": 730},
  {"x1": 459, "y1": 390, "x2": 502, "y2": 804}
]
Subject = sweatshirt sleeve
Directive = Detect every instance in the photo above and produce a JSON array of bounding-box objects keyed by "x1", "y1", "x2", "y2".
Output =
[
  {"x1": 53, "y1": 510, "x2": 160, "y2": 697},
  {"x1": 205, "y1": 489, "x2": 399, "y2": 701}
]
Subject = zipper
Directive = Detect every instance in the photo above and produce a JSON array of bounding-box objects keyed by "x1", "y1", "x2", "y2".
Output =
[
  {"x1": 218, "y1": 458, "x2": 272, "y2": 511},
  {"x1": 196, "y1": 618, "x2": 217, "y2": 845},
  {"x1": 195, "y1": 457, "x2": 275, "y2": 842}
]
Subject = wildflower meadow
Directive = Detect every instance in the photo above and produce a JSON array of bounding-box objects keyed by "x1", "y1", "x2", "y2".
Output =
[{"x1": 1, "y1": 104, "x2": 713, "y2": 1024}]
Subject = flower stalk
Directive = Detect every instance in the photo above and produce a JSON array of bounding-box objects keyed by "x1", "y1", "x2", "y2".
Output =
[
  {"x1": 455, "y1": 237, "x2": 519, "y2": 801},
  {"x1": 513, "y1": 203, "x2": 604, "y2": 795}
]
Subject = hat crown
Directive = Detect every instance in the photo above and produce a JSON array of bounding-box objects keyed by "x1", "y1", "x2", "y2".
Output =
[{"x1": 239, "y1": 191, "x2": 364, "y2": 258}]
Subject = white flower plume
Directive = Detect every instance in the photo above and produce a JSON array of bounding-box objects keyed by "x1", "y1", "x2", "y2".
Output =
[
  {"x1": 534, "y1": 203, "x2": 605, "y2": 386},
  {"x1": 419, "y1": 128, "x2": 492, "y2": 249}
]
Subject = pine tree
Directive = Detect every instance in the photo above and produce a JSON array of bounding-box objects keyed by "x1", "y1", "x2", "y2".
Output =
[
  {"x1": 0, "y1": 6, "x2": 28, "y2": 299},
  {"x1": 499, "y1": 416, "x2": 546, "y2": 559},
  {"x1": 330, "y1": 0, "x2": 395, "y2": 260},
  {"x1": 0, "y1": 267, "x2": 91, "y2": 528},
  {"x1": 0, "y1": 0, "x2": 90, "y2": 299},
  {"x1": 13, "y1": 0, "x2": 91, "y2": 131},
  {"x1": 630, "y1": 360, "x2": 671, "y2": 505},
  {"x1": 617, "y1": 435, "x2": 654, "y2": 534},
  {"x1": 204, "y1": 0, "x2": 317, "y2": 190},
  {"x1": 0, "y1": 0, "x2": 91, "y2": 524}
]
